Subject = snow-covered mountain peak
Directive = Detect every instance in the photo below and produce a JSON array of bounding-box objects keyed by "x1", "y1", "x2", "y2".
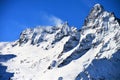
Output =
[
  {"x1": 17, "y1": 22, "x2": 76, "y2": 46},
  {"x1": 93, "y1": 3, "x2": 104, "y2": 11},
  {"x1": 84, "y1": 4, "x2": 104, "y2": 26},
  {"x1": 90, "y1": 3, "x2": 104, "y2": 16},
  {"x1": 0, "y1": 4, "x2": 120, "y2": 80},
  {"x1": 83, "y1": 4, "x2": 119, "y2": 31}
]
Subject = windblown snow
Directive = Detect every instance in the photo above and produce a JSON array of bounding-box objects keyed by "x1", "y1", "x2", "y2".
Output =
[{"x1": 0, "y1": 4, "x2": 120, "y2": 80}]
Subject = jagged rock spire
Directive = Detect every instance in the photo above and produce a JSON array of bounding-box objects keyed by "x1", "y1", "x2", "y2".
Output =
[
  {"x1": 90, "y1": 3, "x2": 104, "y2": 16},
  {"x1": 93, "y1": 4, "x2": 104, "y2": 12},
  {"x1": 84, "y1": 4, "x2": 104, "y2": 26}
]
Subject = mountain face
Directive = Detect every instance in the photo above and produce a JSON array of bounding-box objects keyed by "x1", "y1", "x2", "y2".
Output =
[{"x1": 0, "y1": 4, "x2": 120, "y2": 80}]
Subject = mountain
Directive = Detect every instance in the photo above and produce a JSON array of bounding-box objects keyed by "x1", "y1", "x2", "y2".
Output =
[{"x1": 0, "y1": 4, "x2": 120, "y2": 80}]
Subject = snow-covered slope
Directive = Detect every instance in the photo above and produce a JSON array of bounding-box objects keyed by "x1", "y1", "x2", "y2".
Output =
[{"x1": 0, "y1": 4, "x2": 120, "y2": 80}]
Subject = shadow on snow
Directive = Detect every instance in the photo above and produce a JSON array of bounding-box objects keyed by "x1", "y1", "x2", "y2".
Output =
[
  {"x1": 75, "y1": 50, "x2": 120, "y2": 80},
  {"x1": 0, "y1": 54, "x2": 16, "y2": 80}
]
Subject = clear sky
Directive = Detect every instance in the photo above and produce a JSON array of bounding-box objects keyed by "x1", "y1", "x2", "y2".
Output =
[{"x1": 0, "y1": 0, "x2": 120, "y2": 42}]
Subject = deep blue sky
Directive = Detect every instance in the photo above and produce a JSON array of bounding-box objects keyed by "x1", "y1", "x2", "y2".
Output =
[{"x1": 0, "y1": 0, "x2": 120, "y2": 42}]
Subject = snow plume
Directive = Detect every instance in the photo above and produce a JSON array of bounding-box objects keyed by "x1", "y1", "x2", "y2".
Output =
[
  {"x1": 41, "y1": 13, "x2": 63, "y2": 26},
  {"x1": 48, "y1": 15, "x2": 63, "y2": 25}
]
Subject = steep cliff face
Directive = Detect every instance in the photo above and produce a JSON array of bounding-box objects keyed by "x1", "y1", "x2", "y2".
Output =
[{"x1": 0, "y1": 4, "x2": 120, "y2": 80}]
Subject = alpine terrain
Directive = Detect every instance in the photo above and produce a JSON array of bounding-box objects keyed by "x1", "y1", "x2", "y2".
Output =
[{"x1": 0, "y1": 4, "x2": 120, "y2": 80}]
